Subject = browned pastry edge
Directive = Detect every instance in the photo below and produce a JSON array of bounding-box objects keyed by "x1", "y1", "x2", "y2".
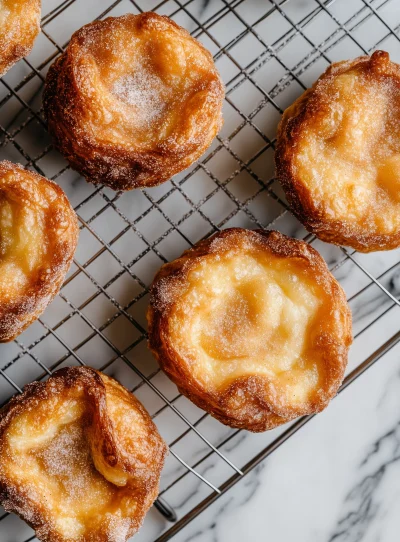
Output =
[
  {"x1": 147, "y1": 228, "x2": 352, "y2": 432},
  {"x1": 275, "y1": 50, "x2": 400, "y2": 252},
  {"x1": 43, "y1": 12, "x2": 225, "y2": 190},
  {"x1": 0, "y1": 366, "x2": 167, "y2": 542},
  {"x1": 0, "y1": 1, "x2": 41, "y2": 77},
  {"x1": 0, "y1": 161, "x2": 79, "y2": 342}
]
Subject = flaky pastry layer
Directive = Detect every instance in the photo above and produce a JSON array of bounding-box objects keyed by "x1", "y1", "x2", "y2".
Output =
[
  {"x1": 148, "y1": 228, "x2": 352, "y2": 432},
  {"x1": 276, "y1": 50, "x2": 400, "y2": 252},
  {"x1": 0, "y1": 161, "x2": 78, "y2": 341},
  {"x1": 0, "y1": 0, "x2": 41, "y2": 76},
  {"x1": 43, "y1": 12, "x2": 225, "y2": 190},
  {"x1": 0, "y1": 367, "x2": 167, "y2": 542}
]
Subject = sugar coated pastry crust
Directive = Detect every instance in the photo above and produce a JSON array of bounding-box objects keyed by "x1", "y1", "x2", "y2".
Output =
[
  {"x1": 43, "y1": 12, "x2": 225, "y2": 190},
  {"x1": 0, "y1": 0, "x2": 41, "y2": 76},
  {"x1": 0, "y1": 161, "x2": 78, "y2": 342},
  {"x1": 0, "y1": 366, "x2": 167, "y2": 542},
  {"x1": 276, "y1": 50, "x2": 400, "y2": 252},
  {"x1": 147, "y1": 228, "x2": 352, "y2": 432}
]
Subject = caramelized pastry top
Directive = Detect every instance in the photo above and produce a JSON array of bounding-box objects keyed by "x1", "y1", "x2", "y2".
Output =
[
  {"x1": 276, "y1": 50, "x2": 400, "y2": 251},
  {"x1": 0, "y1": 0, "x2": 41, "y2": 76},
  {"x1": 0, "y1": 367, "x2": 167, "y2": 542},
  {"x1": 44, "y1": 12, "x2": 224, "y2": 190},
  {"x1": 148, "y1": 228, "x2": 352, "y2": 432},
  {"x1": 0, "y1": 161, "x2": 78, "y2": 342},
  {"x1": 74, "y1": 13, "x2": 221, "y2": 149}
]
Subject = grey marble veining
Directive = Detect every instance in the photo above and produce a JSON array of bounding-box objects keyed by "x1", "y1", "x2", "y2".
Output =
[{"x1": 171, "y1": 342, "x2": 400, "y2": 542}]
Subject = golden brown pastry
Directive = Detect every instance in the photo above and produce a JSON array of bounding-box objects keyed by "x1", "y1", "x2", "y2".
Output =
[
  {"x1": 148, "y1": 228, "x2": 352, "y2": 432},
  {"x1": 0, "y1": 161, "x2": 78, "y2": 342},
  {"x1": 276, "y1": 50, "x2": 400, "y2": 252},
  {"x1": 43, "y1": 12, "x2": 225, "y2": 191},
  {"x1": 0, "y1": 0, "x2": 41, "y2": 76},
  {"x1": 0, "y1": 366, "x2": 167, "y2": 542}
]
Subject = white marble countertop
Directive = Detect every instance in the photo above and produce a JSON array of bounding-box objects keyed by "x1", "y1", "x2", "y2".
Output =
[
  {"x1": 172, "y1": 339, "x2": 400, "y2": 542},
  {"x1": 1, "y1": 1, "x2": 400, "y2": 542}
]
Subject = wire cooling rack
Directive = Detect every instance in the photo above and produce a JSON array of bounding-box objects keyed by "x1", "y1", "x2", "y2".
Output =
[{"x1": 1, "y1": 0, "x2": 400, "y2": 540}]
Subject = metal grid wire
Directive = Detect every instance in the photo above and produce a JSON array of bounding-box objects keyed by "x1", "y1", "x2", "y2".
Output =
[{"x1": 1, "y1": 0, "x2": 400, "y2": 540}]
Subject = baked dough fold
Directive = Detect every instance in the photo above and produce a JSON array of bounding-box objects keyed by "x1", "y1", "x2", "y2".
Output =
[
  {"x1": 0, "y1": 367, "x2": 167, "y2": 542},
  {"x1": 0, "y1": 0, "x2": 41, "y2": 76},
  {"x1": 276, "y1": 50, "x2": 400, "y2": 252},
  {"x1": 148, "y1": 228, "x2": 352, "y2": 432},
  {"x1": 0, "y1": 161, "x2": 78, "y2": 342},
  {"x1": 43, "y1": 12, "x2": 224, "y2": 190}
]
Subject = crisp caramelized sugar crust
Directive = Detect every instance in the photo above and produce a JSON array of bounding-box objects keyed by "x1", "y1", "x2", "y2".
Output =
[
  {"x1": 0, "y1": 0, "x2": 41, "y2": 76},
  {"x1": 0, "y1": 161, "x2": 78, "y2": 342},
  {"x1": 0, "y1": 367, "x2": 167, "y2": 542},
  {"x1": 43, "y1": 12, "x2": 225, "y2": 190},
  {"x1": 148, "y1": 229, "x2": 352, "y2": 432},
  {"x1": 276, "y1": 50, "x2": 400, "y2": 252}
]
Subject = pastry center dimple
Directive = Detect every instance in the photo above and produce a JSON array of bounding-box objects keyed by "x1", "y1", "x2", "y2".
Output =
[
  {"x1": 10, "y1": 399, "x2": 115, "y2": 538},
  {"x1": 37, "y1": 424, "x2": 95, "y2": 500},
  {"x1": 173, "y1": 253, "x2": 322, "y2": 397},
  {"x1": 199, "y1": 280, "x2": 283, "y2": 360},
  {"x1": 111, "y1": 67, "x2": 167, "y2": 128}
]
